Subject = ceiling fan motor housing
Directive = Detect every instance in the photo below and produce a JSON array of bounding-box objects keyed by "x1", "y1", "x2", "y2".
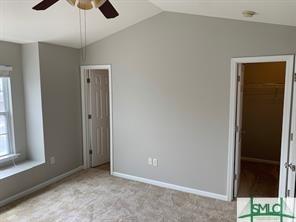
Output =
[{"x1": 66, "y1": 0, "x2": 107, "y2": 10}]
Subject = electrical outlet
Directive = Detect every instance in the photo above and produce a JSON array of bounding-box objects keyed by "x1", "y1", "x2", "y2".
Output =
[
  {"x1": 50, "y1": 156, "x2": 55, "y2": 165},
  {"x1": 148, "y1": 157, "x2": 153, "y2": 165},
  {"x1": 153, "y1": 158, "x2": 158, "y2": 167}
]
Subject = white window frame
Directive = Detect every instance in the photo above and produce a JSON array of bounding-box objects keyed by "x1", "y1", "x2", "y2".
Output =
[{"x1": 0, "y1": 65, "x2": 15, "y2": 158}]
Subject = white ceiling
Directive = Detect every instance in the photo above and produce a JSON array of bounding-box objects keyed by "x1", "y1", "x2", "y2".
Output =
[
  {"x1": 150, "y1": 0, "x2": 296, "y2": 27},
  {"x1": 0, "y1": 0, "x2": 161, "y2": 48},
  {"x1": 0, "y1": 0, "x2": 296, "y2": 48}
]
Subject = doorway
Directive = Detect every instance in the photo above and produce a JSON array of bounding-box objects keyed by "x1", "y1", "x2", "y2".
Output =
[
  {"x1": 80, "y1": 65, "x2": 113, "y2": 173},
  {"x1": 227, "y1": 55, "x2": 296, "y2": 201},
  {"x1": 239, "y1": 62, "x2": 285, "y2": 197}
]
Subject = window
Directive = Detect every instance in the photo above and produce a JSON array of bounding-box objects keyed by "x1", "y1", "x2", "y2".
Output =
[{"x1": 0, "y1": 77, "x2": 14, "y2": 157}]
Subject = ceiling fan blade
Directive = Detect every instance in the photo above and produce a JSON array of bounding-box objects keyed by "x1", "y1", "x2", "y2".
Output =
[
  {"x1": 33, "y1": 0, "x2": 60, "y2": 10},
  {"x1": 99, "y1": 0, "x2": 119, "y2": 19}
]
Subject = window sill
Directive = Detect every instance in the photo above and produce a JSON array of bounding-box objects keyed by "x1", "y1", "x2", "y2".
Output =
[{"x1": 0, "y1": 160, "x2": 44, "y2": 180}]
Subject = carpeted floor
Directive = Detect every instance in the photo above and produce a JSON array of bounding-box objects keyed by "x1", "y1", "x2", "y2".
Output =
[{"x1": 0, "y1": 164, "x2": 236, "y2": 222}]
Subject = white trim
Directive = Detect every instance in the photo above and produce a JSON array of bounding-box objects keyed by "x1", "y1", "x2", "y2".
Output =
[
  {"x1": 231, "y1": 55, "x2": 293, "y2": 63},
  {"x1": 0, "y1": 77, "x2": 16, "y2": 157},
  {"x1": 81, "y1": 65, "x2": 111, "y2": 70},
  {"x1": 241, "y1": 157, "x2": 280, "y2": 165},
  {"x1": 112, "y1": 172, "x2": 228, "y2": 201},
  {"x1": 80, "y1": 68, "x2": 89, "y2": 169},
  {"x1": 0, "y1": 165, "x2": 84, "y2": 207},
  {"x1": 227, "y1": 55, "x2": 294, "y2": 201},
  {"x1": 0, "y1": 160, "x2": 44, "y2": 180},
  {"x1": 80, "y1": 65, "x2": 113, "y2": 174},
  {"x1": 0, "y1": 153, "x2": 20, "y2": 164},
  {"x1": 286, "y1": 56, "x2": 296, "y2": 198},
  {"x1": 0, "y1": 65, "x2": 12, "y2": 71},
  {"x1": 7, "y1": 77, "x2": 16, "y2": 156},
  {"x1": 0, "y1": 66, "x2": 12, "y2": 77}
]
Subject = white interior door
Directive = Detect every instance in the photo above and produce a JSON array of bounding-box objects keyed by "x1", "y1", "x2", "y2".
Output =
[
  {"x1": 286, "y1": 64, "x2": 296, "y2": 198},
  {"x1": 234, "y1": 64, "x2": 244, "y2": 198},
  {"x1": 89, "y1": 69, "x2": 110, "y2": 167},
  {"x1": 284, "y1": 58, "x2": 296, "y2": 222}
]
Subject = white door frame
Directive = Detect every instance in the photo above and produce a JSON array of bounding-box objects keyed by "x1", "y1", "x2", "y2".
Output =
[
  {"x1": 226, "y1": 55, "x2": 295, "y2": 201},
  {"x1": 80, "y1": 65, "x2": 113, "y2": 174}
]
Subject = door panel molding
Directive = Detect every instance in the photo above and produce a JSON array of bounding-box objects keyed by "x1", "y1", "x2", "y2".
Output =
[{"x1": 90, "y1": 70, "x2": 110, "y2": 167}]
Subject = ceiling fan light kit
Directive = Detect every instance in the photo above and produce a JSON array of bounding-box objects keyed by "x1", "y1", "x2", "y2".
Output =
[
  {"x1": 67, "y1": 0, "x2": 105, "y2": 10},
  {"x1": 32, "y1": 0, "x2": 119, "y2": 61},
  {"x1": 33, "y1": 0, "x2": 119, "y2": 19}
]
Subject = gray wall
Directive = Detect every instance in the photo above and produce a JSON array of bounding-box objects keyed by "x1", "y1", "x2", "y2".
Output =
[
  {"x1": 22, "y1": 43, "x2": 45, "y2": 162},
  {"x1": 0, "y1": 43, "x2": 82, "y2": 201},
  {"x1": 0, "y1": 41, "x2": 27, "y2": 162},
  {"x1": 82, "y1": 12, "x2": 296, "y2": 195},
  {"x1": 38, "y1": 43, "x2": 82, "y2": 173}
]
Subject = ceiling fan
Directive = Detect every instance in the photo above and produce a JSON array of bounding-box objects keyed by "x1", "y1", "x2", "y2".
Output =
[{"x1": 33, "y1": 0, "x2": 119, "y2": 19}]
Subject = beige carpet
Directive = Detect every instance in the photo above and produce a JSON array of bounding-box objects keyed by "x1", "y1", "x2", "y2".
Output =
[{"x1": 0, "y1": 165, "x2": 236, "y2": 222}]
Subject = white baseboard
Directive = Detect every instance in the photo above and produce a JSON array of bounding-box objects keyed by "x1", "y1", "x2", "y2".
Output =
[
  {"x1": 112, "y1": 172, "x2": 228, "y2": 201},
  {"x1": 0, "y1": 165, "x2": 84, "y2": 208},
  {"x1": 241, "y1": 157, "x2": 280, "y2": 165}
]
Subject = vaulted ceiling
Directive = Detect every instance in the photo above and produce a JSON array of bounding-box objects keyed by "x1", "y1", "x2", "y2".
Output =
[
  {"x1": 150, "y1": 0, "x2": 296, "y2": 27},
  {"x1": 0, "y1": 0, "x2": 295, "y2": 48},
  {"x1": 0, "y1": 0, "x2": 161, "y2": 48}
]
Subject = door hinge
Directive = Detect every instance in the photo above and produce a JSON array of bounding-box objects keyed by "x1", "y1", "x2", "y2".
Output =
[
  {"x1": 291, "y1": 133, "x2": 294, "y2": 141},
  {"x1": 88, "y1": 114, "x2": 92, "y2": 119},
  {"x1": 235, "y1": 125, "x2": 239, "y2": 132},
  {"x1": 285, "y1": 162, "x2": 296, "y2": 171},
  {"x1": 89, "y1": 149, "x2": 93, "y2": 155},
  {"x1": 234, "y1": 174, "x2": 237, "y2": 180},
  {"x1": 286, "y1": 189, "x2": 290, "y2": 197},
  {"x1": 237, "y1": 75, "x2": 241, "y2": 82},
  {"x1": 87, "y1": 78, "x2": 90, "y2": 83}
]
